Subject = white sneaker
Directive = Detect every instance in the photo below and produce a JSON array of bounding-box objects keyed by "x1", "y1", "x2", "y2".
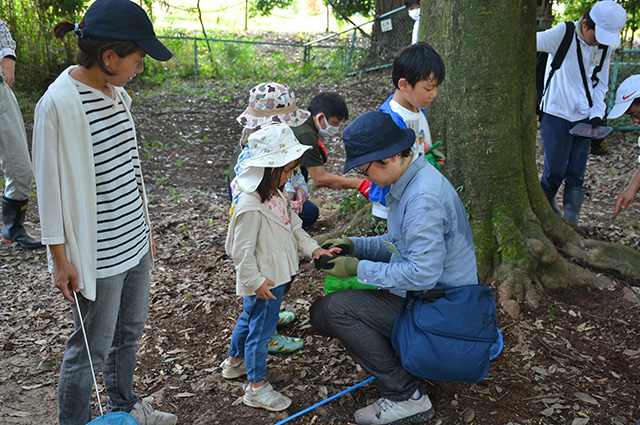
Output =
[
  {"x1": 130, "y1": 397, "x2": 178, "y2": 425},
  {"x1": 220, "y1": 358, "x2": 247, "y2": 379},
  {"x1": 242, "y1": 382, "x2": 291, "y2": 412},
  {"x1": 353, "y1": 393, "x2": 434, "y2": 425}
]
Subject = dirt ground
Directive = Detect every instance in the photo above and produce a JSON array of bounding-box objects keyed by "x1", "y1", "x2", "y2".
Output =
[{"x1": 1, "y1": 68, "x2": 640, "y2": 425}]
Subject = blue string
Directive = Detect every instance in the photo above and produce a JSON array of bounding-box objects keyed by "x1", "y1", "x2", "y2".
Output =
[{"x1": 274, "y1": 376, "x2": 375, "y2": 425}]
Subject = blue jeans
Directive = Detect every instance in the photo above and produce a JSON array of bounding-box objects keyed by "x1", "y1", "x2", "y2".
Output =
[
  {"x1": 310, "y1": 289, "x2": 420, "y2": 401},
  {"x1": 540, "y1": 113, "x2": 590, "y2": 193},
  {"x1": 228, "y1": 284, "x2": 287, "y2": 383},
  {"x1": 58, "y1": 251, "x2": 150, "y2": 425}
]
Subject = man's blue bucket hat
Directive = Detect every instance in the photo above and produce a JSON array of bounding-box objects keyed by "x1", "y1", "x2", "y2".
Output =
[{"x1": 342, "y1": 111, "x2": 415, "y2": 173}]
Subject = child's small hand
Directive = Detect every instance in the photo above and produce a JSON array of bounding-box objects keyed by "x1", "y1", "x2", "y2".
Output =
[
  {"x1": 313, "y1": 247, "x2": 341, "y2": 260},
  {"x1": 255, "y1": 279, "x2": 277, "y2": 300},
  {"x1": 432, "y1": 149, "x2": 446, "y2": 167}
]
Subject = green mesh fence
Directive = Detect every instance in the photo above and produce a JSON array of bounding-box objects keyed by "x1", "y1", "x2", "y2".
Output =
[
  {"x1": 608, "y1": 49, "x2": 640, "y2": 130},
  {"x1": 302, "y1": 6, "x2": 413, "y2": 76}
]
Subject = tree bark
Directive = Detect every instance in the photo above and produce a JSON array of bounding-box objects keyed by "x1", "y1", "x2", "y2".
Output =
[{"x1": 421, "y1": 0, "x2": 640, "y2": 313}]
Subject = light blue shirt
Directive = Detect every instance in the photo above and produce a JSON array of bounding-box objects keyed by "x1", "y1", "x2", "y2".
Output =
[{"x1": 353, "y1": 155, "x2": 477, "y2": 297}]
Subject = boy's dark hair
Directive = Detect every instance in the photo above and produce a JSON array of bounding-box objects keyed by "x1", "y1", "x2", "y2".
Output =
[
  {"x1": 632, "y1": 98, "x2": 640, "y2": 106},
  {"x1": 392, "y1": 42, "x2": 446, "y2": 89},
  {"x1": 54, "y1": 19, "x2": 140, "y2": 76},
  {"x1": 308, "y1": 92, "x2": 349, "y2": 121},
  {"x1": 255, "y1": 158, "x2": 302, "y2": 202},
  {"x1": 581, "y1": 11, "x2": 595, "y2": 30},
  {"x1": 404, "y1": 0, "x2": 420, "y2": 7}
]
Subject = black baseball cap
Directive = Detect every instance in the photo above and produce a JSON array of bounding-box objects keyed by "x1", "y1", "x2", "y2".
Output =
[
  {"x1": 83, "y1": 0, "x2": 172, "y2": 61},
  {"x1": 342, "y1": 111, "x2": 415, "y2": 173}
]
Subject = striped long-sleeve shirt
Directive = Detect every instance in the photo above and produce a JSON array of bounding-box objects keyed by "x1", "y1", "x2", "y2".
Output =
[{"x1": 75, "y1": 80, "x2": 150, "y2": 278}]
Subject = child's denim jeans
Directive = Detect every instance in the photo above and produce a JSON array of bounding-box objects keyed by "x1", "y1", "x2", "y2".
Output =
[{"x1": 228, "y1": 283, "x2": 287, "y2": 383}]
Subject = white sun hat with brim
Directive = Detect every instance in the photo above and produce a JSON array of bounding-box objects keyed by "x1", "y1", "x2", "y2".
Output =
[
  {"x1": 608, "y1": 75, "x2": 640, "y2": 119},
  {"x1": 590, "y1": 1, "x2": 627, "y2": 47},
  {"x1": 236, "y1": 124, "x2": 311, "y2": 192}
]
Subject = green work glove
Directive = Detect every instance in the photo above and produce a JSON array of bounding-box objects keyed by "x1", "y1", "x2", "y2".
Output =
[
  {"x1": 425, "y1": 141, "x2": 443, "y2": 170},
  {"x1": 321, "y1": 238, "x2": 355, "y2": 256},
  {"x1": 315, "y1": 256, "x2": 360, "y2": 278}
]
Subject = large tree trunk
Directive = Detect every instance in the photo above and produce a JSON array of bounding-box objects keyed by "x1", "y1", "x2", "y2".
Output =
[
  {"x1": 375, "y1": 0, "x2": 404, "y2": 16},
  {"x1": 421, "y1": 0, "x2": 640, "y2": 315}
]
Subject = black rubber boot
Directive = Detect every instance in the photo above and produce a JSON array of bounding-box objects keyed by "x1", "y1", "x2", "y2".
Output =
[
  {"x1": 1, "y1": 195, "x2": 43, "y2": 249},
  {"x1": 563, "y1": 187, "x2": 587, "y2": 230},
  {"x1": 542, "y1": 188, "x2": 561, "y2": 216}
]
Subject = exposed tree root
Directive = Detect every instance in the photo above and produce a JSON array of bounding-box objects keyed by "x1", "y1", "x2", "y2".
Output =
[{"x1": 313, "y1": 204, "x2": 373, "y2": 246}]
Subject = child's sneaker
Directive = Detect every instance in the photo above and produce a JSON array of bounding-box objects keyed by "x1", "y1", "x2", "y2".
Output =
[
  {"x1": 243, "y1": 382, "x2": 291, "y2": 411},
  {"x1": 277, "y1": 311, "x2": 296, "y2": 327},
  {"x1": 130, "y1": 397, "x2": 178, "y2": 425},
  {"x1": 267, "y1": 332, "x2": 304, "y2": 354},
  {"x1": 220, "y1": 358, "x2": 247, "y2": 379}
]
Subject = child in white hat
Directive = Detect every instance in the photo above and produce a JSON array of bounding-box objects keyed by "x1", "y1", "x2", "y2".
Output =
[
  {"x1": 608, "y1": 75, "x2": 640, "y2": 212},
  {"x1": 221, "y1": 124, "x2": 340, "y2": 412},
  {"x1": 228, "y1": 82, "x2": 315, "y2": 355}
]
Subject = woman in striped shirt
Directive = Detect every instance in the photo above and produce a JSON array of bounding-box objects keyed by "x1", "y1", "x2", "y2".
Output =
[{"x1": 32, "y1": 1, "x2": 176, "y2": 424}]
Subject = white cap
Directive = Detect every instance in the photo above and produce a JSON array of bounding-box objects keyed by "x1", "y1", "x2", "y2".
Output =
[
  {"x1": 608, "y1": 75, "x2": 640, "y2": 119},
  {"x1": 591, "y1": 1, "x2": 627, "y2": 46}
]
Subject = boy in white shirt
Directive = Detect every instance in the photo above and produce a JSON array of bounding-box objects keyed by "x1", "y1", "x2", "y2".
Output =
[
  {"x1": 375, "y1": 42, "x2": 445, "y2": 218},
  {"x1": 537, "y1": 1, "x2": 626, "y2": 227}
]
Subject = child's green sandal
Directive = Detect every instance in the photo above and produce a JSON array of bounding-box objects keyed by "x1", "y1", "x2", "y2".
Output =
[{"x1": 267, "y1": 332, "x2": 304, "y2": 354}]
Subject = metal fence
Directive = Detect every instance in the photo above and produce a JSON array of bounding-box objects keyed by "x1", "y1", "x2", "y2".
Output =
[
  {"x1": 150, "y1": 6, "x2": 413, "y2": 80},
  {"x1": 303, "y1": 6, "x2": 413, "y2": 76},
  {"x1": 608, "y1": 49, "x2": 640, "y2": 130}
]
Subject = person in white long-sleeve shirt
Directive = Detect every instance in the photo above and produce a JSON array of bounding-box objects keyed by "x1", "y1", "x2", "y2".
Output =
[{"x1": 537, "y1": 1, "x2": 626, "y2": 227}]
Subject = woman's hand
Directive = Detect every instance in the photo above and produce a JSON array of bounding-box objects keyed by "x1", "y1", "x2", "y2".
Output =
[
  {"x1": 255, "y1": 279, "x2": 277, "y2": 300},
  {"x1": 49, "y1": 244, "x2": 79, "y2": 302},
  {"x1": 151, "y1": 233, "x2": 157, "y2": 257}
]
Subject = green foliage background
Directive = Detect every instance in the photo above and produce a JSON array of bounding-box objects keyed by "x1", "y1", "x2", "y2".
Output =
[
  {"x1": 553, "y1": 0, "x2": 640, "y2": 46},
  {"x1": 4, "y1": 0, "x2": 639, "y2": 97},
  {"x1": 0, "y1": 0, "x2": 87, "y2": 93}
]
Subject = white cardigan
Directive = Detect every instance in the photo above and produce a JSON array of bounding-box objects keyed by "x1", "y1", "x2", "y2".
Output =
[
  {"x1": 32, "y1": 66, "x2": 153, "y2": 301},
  {"x1": 226, "y1": 191, "x2": 320, "y2": 296}
]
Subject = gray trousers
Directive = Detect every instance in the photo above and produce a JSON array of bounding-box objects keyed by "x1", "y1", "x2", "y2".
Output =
[
  {"x1": 0, "y1": 71, "x2": 32, "y2": 200},
  {"x1": 310, "y1": 289, "x2": 420, "y2": 401},
  {"x1": 58, "y1": 251, "x2": 150, "y2": 425}
]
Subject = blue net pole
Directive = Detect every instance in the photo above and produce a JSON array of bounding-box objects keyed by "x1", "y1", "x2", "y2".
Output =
[{"x1": 273, "y1": 376, "x2": 375, "y2": 425}]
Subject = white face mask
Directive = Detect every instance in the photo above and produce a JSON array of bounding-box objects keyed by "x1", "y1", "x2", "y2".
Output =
[
  {"x1": 408, "y1": 8, "x2": 420, "y2": 21},
  {"x1": 316, "y1": 113, "x2": 340, "y2": 138}
]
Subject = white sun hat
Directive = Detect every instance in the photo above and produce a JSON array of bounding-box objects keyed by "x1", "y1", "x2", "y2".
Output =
[
  {"x1": 236, "y1": 124, "x2": 311, "y2": 192},
  {"x1": 590, "y1": 1, "x2": 627, "y2": 47}
]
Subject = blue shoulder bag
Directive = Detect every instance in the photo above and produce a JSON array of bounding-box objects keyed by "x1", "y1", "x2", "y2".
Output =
[{"x1": 391, "y1": 283, "x2": 498, "y2": 383}]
